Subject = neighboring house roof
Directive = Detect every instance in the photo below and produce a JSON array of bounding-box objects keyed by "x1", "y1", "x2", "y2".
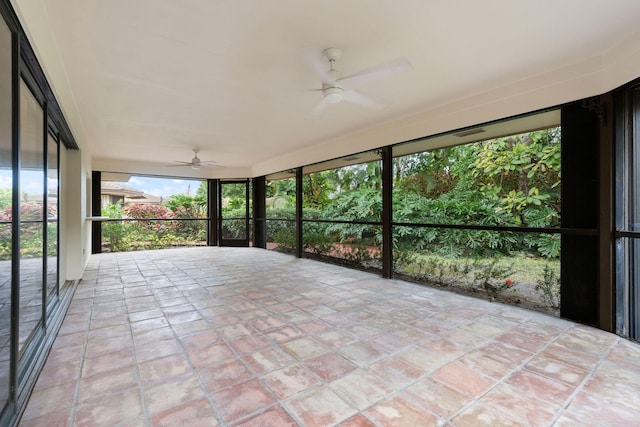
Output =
[
  {"x1": 101, "y1": 182, "x2": 145, "y2": 199},
  {"x1": 102, "y1": 182, "x2": 163, "y2": 204}
]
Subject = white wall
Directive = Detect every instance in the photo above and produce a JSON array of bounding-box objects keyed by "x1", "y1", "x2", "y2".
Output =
[{"x1": 59, "y1": 147, "x2": 91, "y2": 282}]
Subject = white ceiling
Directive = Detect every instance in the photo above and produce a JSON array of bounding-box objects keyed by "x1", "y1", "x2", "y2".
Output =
[{"x1": 11, "y1": 0, "x2": 640, "y2": 179}]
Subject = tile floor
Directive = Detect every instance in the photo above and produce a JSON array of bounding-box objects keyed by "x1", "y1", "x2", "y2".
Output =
[{"x1": 19, "y1": 247, "x2": 640, "y2": 426}]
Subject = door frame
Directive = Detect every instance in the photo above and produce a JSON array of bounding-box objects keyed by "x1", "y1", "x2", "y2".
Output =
[{"x1": 218, "y1": 179, "x2": 250, "y2": 247}]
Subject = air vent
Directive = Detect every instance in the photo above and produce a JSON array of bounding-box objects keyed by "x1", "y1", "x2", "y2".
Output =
[
  {"x1": 455, "y1": 128, "x2": 485, "y2": 138},
  {"x1": 342, "y1": 156, "x2": 360, "y2": 162}
]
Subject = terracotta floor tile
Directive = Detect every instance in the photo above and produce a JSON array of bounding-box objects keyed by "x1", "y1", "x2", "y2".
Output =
[
  {"x1": 504, "y1": 369, "x2": 574, "y2": 406},
  {"x1": 198, "y1": 358, "x2": 253, "y2": 392},
  {"x1": 82, "y1": 348, "x2": 135, "y2": 377},
  {"x1": 251, "y1": 316, "x2": 286, "y2": 332},
  {"x1": 364, "y1": 395, "x2": 440, "y2": 427},
  {"x1": 320, "y1": 312, "x2": 356, "y2": 327},
  {"x1": 229, "y1": 334, "x2": 271, "y2": 355},
  {"x1": 85, "y1": 333, "x2": 133, "y2": 358},
  {"x1": 296, "y1": 319, "x2": 332, "y2": 334},
  {"x1": 265, "y1": 325, "x2": 304, "y2": 343},
  {"x1": 17, "y1": 408, "x2": 71, "y2": 427},
  {"x1": 150, "y1": 397, "x2": 220, "y2": 427},
  {"x1": 219, "y1": 323, "x2": 256, "y2": 340},
  {"x1": 207, "y1": 313, "x2": 242, "y2": 327},
  {"x1": 162, "y1": 303, "x2": 195, "y2": 316},
  {"x1": 495, "y1": 325, "x2": 553, "y2": 353},
  {"x1": 133, "y1": 326, "x2": 176, "y2": 346},
  {"x1": 411, "y1": 317, "x2": 455, "y2": 335},
  {"x1": 143, "y1": 373, "x2": 205, "y2": 415},
  {"x1": 337, "y1": 341, "x2": 386, "y2": 366},
  {"x1": 343, "y1": 324, "x2": 383, "y2": 340},
  {"x1": 172, "y1": 319, "x2": 211, "y2": 337},
  {"x1": 22, "y1": 248, "x2": 640, "y2": 427},
  {"x1": 392, "y1": 325, "x2": 434, "y2": 343},
  {"x1": 186, "y1": 342, "x2": 235, "y2": 368},
  {"x1": 210, "y1": 379, "x2": 277, "y2": 424},
  {"x1": 582, "y1": 373, "x2": 640, "y2": 410},
  {"x1": 138, "y1": 353, "x2": 193, "y2": 385},
  {"x1": 78, "y1": 365, "x2": 138, "y2": 403},
  {"x1": 135, "y1": 338, "x2": 184, "y2": 363},
  {"x1": 21, "y1": 381, "x2": 77, "y2": 421},
  {"x1": 553, "y1": 410, "x2": 601, "y2": 427},
  {"x1": 304, "y1": 352, "x2": 357, "y2": 381},
  {"x1": 607, "y1": 337, "x2": 640, "y2": 368},
  {"x1": 420, "y1": 336, "x2": 470, "y2": 359},
  {"x1": 330, "y1": 370, "x2": 393, "y2": 410},
  {"x1": 74, "y1": 386, "x2": 143, "y2": 427},
  {"x1": 232, "y1": 404, "x2": 299, "y2": 427},
  {"x1": 281, "y1": 336, "x2": 328, "y2": 360},
  {"x1": 397, "y1": 347, "x2": 456, "y2": 374},
  {"x1": 87, "y1": 323, "x2": 131, "y2": 341},
  {"x1": 130, "y1": 317, "x2": 169, "y2": 333},
  {"x1": 180, "y1": 330, "x2": 221, "y2": 351},
  {"x1": 368, "y1": 355, "x2": 424, "y2": 388},
  {"x1": 335, "y1": 413, "x2": 377, "y2": 427},
  {"x1": 480, "y1": 382, "x2": 559, "y2": 426},
  {"x1": 525, "y1": 355, "x2": 589, "y2": 387},
  {"x1": 366, "y1": 331, "x2": 412, "y2": 353},
  {"x1": 242, "y1": 346, "x2": 293, "y2": 374},
  {"x1": 33, "y1": 357, "x2": 81, "y2": 391},
  {"x1": 285, "y1": 385, "x2": 357, "y2": 426},
  {"x1": 404, "y1": 376, "x2": 472, "y2": 418},
  {"x1": 50, "y1": 330, "x2": 86, "y2": 349},
  {"x1": 263, "y1": 365, "x2": 322, "y2": 399},
  {"x1": 452, "y1": 401, "x2": 528, "y2": 427},
  {"x1": 459, "y1": 320, "x2": 507, "y2": 338},
  {"x1": 432, "y1": 360, "x2": 496, "y2": 398},
  {"x1": 314, "y1": 330, "x2": 357, "y2": 349},
  {"x1": 165, "y1": 310, "x2": 202, "y2": 326}
]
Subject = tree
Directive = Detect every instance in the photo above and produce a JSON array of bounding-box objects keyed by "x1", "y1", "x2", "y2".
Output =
[{"x1": 473, "y1": 128, "x2": 560, "y2": 226}]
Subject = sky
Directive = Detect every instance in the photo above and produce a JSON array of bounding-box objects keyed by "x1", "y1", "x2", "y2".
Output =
[
  {"x1": 0, "y1": 171, "x2": 203, "y2": 199},
  {"x1": 125, "y1": 176, "x2": 202, "y2": 198}
]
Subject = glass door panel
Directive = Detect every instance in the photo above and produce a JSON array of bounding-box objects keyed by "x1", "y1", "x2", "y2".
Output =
[
  {"x1": 18, "y1": 80, "x2": 44, "y2": 355},
  {"x1": 219, "y1": 181, "x2": 249, "y2": 246},
  {"x1": 0, "y1": 16, "x2": 12, "y2": 411},
  {"x1": 46, "y1": 133, "x2": 58, "y2": 303}
]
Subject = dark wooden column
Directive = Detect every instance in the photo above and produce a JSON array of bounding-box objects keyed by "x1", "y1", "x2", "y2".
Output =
[
  {"x1": 560, "y1": 99, "x2": 601, "y2": 325},
  {"x1": 295, "y1": 167, "x2": 303, "y2": 258},
  {"x1": 207, "y1": 179, "x2": 217, "y2": 246},
  {"x1": 253, "y1": 176, "x2": 267, "y2": 248},
  {"x1": 91, "y1": 171, "x2": 102, "y2": 254},
  {"x1": 381, "y1": 146, "x2": 393, "y2": 278},
  {"x1": 597, "y1": 93, "x2": 615, "y2": 332}
]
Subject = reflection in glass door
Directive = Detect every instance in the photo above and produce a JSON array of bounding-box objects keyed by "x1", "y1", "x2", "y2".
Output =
[
  {"x1": 18, "y1": 80, "x2": 44, "y2": 355},
  {"x1": 46, "y1": 133, "x2": 58, "y2": 304},
  {"x1": 617, "y1": 85, "x2": 640, "y2": 341},
  {"x1": 0, "y1": 15, "x2": 12, "y2": 412},
  {"x1": 219, "y1": 180, "x2": 250, "y2": 246}
]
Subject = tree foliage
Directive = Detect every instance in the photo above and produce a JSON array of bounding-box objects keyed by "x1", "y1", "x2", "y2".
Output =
[{"x1": 269, "y1": 128, "x2": 561, "y2": 259}]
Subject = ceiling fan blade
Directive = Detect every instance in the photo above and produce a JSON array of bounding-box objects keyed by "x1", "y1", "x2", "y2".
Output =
[
  {"x1": 200, "y1": 161, "x2": 224, "y2": 168},
  {"x1": 310, "y1": 97, "x2": 330, "y2": 115},
  {"x1": 343, "y1": 90, "x2": 389, "y2": 110},
  {"x1": 300, "y1": 48, "x2": 333, "y2": 85},
  {"x1": 169, "y1": 161, "x2": 193, "y2": 166},
  {"x1": 338, "y1": 58, "x2": 412, "y2": 91}
]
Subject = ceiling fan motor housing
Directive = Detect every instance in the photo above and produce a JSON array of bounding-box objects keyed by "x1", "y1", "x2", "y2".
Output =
[{"x1": 323, "y1": 86, "x2": 344, "y2": 103}]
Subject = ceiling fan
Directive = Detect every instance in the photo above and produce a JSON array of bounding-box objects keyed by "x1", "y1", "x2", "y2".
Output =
[
  {"x1": 169, "y1": 149, "x2": 220, "y2": 170},
  {"x1": 302, "y1": 47, "x2": 412, "y2": 114}
]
